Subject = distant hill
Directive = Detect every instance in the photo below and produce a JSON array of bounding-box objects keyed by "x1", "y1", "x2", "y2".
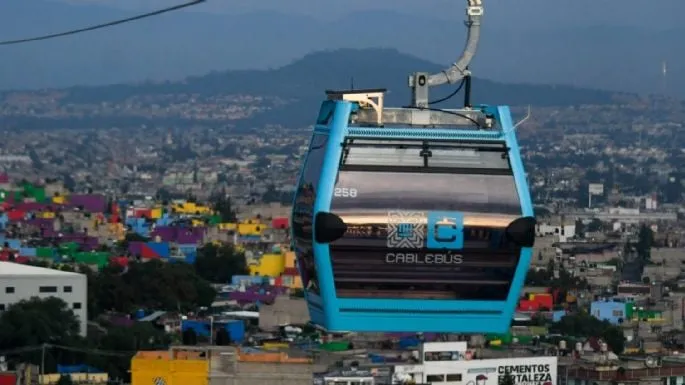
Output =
[
  {"x1": 1, "y1": 0, "x2": 684, "y2": 96},
  {"x1": 50, "y1": 48, "x2": 625, "y2": 129}
]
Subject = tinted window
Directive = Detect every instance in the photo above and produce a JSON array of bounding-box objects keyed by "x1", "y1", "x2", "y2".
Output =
[
  {"x1": 329, "y1": 169, "x2": 522, "y2": 301},
  {"x1": 342, "y1": 139, "x2": 511, "y2": 170},
  {"x1": 292, "y1": 133, "x2": 328, "y2": 295},
  {"x1": 333, "y1": 170, "x2": 520, "y2": 215}
]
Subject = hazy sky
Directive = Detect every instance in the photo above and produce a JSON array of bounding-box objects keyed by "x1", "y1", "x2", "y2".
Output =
[{"x1": 59, "y1": 0, "x2": 684, "y2": 29}]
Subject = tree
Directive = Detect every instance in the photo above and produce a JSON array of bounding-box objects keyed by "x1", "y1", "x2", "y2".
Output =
[
  {"x1": 636, "y1": 224, "x2": 654, "y2": 262},
  {"x1": 195, "y1": 244, "x2": 248, "y2": 283},
  {"x1": 210, "y1": 191, "x2": 236, "y2": 222},
  {"x1": 215, "y1": 327, "x2": 230, "y2": 346},
  {"x1": 56, "y1": 375, "x2": 73, "y2": 385},
  {"x1": 89, "y1": 260, "x2": 216, "y2": 315},
  {"x1": 0, "y1": 297, "x2": 80, "y2": 348},
  {"x1": 550, "y1": 312, "x2": 625, "y2": 354},
  {"x1": 182, "y1": 329, "x2": 198, "y2": 345},
  {"x1": 499, "y1": 373, "x2": 516, "y2": 385}
]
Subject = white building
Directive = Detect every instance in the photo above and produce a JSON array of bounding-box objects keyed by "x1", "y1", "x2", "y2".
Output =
[
  {"x1": 0, "y1": 262, "x2": 88, "y2": 336},
  {"x1": 394, "y1": 342, "x2": 557, "y2": 385}
]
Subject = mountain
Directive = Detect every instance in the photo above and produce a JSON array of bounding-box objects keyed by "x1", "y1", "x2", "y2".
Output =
[
  {"x1": 2, "y1": 48, "x2": 628, "y2": 131},
  {"x1": 0, "y1": 0, "x2": 683, "y2": 97}
]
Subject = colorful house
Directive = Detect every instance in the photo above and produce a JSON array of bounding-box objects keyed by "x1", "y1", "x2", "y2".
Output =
[{"x1": 517, "y1": 293, "x2": 553, "y2": 312}]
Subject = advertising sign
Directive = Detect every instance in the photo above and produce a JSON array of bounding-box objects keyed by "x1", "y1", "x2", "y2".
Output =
[
  {"x1": 588, "y1": 183, "x2": 604, "y2": 196},
  {"x1": 462, "y1": 357, "x2": 557, "y2": 385},
  {"x1": 397, "y1": 356, "x2": 558, "y2": 385}
]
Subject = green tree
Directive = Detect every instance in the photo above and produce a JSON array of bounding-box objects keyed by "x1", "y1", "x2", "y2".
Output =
[
  {"x1": 210, "y1": 191, "x2": 236, "y2": 222},
  {"x1": 0, "y1": 297, "x2": 80, "y2": 348},
  {"x1": 195, "y1": 244, "x2": 248, "y2": 283},
  {"x1": 550, "y1": 312, "x2": 625, "y2": 354},
  {"x1": 89, "y1": 260, "x2": 216, "y2": 315},
  {"x1": 636, "y1": 224, "x2": 654, "y2": 262},
  {"x1": 56, "y1": 375, "x2": 73, "y2": 385}
]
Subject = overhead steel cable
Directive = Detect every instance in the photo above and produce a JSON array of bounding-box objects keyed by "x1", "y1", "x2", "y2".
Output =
[{"x1": 0, "y1": 0, "x2": 206, "y2": 46}]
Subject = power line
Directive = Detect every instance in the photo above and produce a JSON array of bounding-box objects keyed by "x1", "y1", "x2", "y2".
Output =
[
  {"x1": 0, "y1": 0, "x2": 206, "y2": 46},
  {"x1": 0, "y1": 343, "x2": 136, "y2": 357}
]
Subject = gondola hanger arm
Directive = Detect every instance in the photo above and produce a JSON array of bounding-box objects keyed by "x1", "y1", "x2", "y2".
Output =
[{"x1": 409, "y1": 0, "x2": 483, "y2": 108}]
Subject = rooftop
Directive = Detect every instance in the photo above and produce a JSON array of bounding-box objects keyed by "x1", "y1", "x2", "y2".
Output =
[{"x1": 0, "y1": 261, "x2": 83, "y2": 277}]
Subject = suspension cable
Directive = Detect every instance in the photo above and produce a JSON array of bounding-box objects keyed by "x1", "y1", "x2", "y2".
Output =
[{"x1": 0, "y1": 0, "x2": 205, "y2": 46}]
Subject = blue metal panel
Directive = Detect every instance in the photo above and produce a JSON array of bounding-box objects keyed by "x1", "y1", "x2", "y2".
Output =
[
  {"x1": 313, "y1": 101, "x2": 352, "y2": 327},
  {"x1": 226, "y1": 320, "x2": 245, "y2": 343},
  {"x1": 181, "y1": 319, "x2": 210, "y2": 337},
  {"x1": 147, "y1": 242, "x2": 170, "y2": 258},
  {"x1": 292, "y1": 101, "x2": 336, "y2": 327}
]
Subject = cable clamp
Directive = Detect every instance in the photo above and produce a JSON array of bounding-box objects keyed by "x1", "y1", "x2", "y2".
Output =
[{"x1": 467, "y1": 6, "x2": 483, "y2": 16}]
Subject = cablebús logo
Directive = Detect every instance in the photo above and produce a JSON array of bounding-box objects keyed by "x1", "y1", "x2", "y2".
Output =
[
  {"x1": 386, "y1": 210, "x2": 464, "y2": 250},
  {"x1": 385, "y1": 252, "x2": 463, "y2": 265},
  {"x1": 386, "y1": 211, "x2": 426, "y2": 249}
]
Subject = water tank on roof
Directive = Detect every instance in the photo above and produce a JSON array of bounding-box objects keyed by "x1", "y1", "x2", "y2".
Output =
[
  {"x1": 600, "y1": 343, "x2": 608, "y2": 352},
  {"x1": 559, "y1": 340, "x2": 567, "y2": 350}
]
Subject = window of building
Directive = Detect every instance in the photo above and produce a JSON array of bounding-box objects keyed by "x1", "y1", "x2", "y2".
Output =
[
  {"x1": 64, "y1": 286, "x2": 72, "y2": 293},
  {"x1": 39, "y1": 286, "x2": 57, "y2": 293},
  {"x1": 446, "y1": 374, "x2": 463, "y2": 382},
  {"x1": 427, "y1": 375, "x2": 445, "y2": 382},
  {"x1": 0, "y1": 304, "x2": 5, "y2": 311},
  {"x1": 669, "y1": 377, "x2": 676, "y2": 385},
  {"x1": 73, "y1": 303, "x2": 82, "y2": 309},
  {"x1": 612, "y1": 310, "x2": 623, "y2": 317},
  {"x1": 5, "y1": 287, "x2": 14, "y2": 294},
  {"x1": 424, "y1": 351, "x2": 467, "y2": 361}
]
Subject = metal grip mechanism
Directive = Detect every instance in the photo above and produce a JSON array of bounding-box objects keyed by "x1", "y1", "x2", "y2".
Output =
[{"x1": 409, "y1": 0, "x2": 483, "y2": 108}]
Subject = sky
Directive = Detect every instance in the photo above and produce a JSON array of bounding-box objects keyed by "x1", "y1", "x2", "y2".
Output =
[
  {"x1": 0, "y1": 0, "x2": 679, "y2": 94},
  {"x1": 59, "y1": 0, "x2": 685, "y2": 29}
]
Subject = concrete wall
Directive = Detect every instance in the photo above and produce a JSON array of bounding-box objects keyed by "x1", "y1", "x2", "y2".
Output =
[
  {"x1": 258, "y1": 296, "x2": 308, "y2": 332},
  {"x1": 532, "y1": 235, "x2": 557, "y2": 267},
  {"x1": 0, "y1": 272, "x2": 87, "y2": 336},
  {"x1": 208, "y1": 359, "x2": 324, "y2": 385}
]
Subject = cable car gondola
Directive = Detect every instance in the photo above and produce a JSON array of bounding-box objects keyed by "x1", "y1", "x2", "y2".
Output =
[{"x1": 291, "y1": 0, "x2": 535, "y2": 333}]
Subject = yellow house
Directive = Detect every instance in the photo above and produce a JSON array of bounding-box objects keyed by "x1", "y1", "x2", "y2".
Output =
[
  {"x1": 172, "y1": 202, "x2": 213, "y2": 215},
  {"x1": 52, "y1": 195, "x2": 65, "y2": 205},
  {"x1": 218, "y1": 223, "x2": 237, "y2": 231},
  {"x1": 245, "y1": 248, "x2": 302, "y2": 289},
  {"x1": 131, "y1": 351, "x2": 208, "y2": 385},
  {"x1": 150, "y1": 207, "x2": 163, "y2": 219},
  {"x1": 248, "y1": 253, "x2": 285, "y2": 277},
  {"x1": 283, "y1": 251, "x2": 303, "y2": 289},
  {"x1": 237, "y1": 218, "x2": 266, "y2": 236}
]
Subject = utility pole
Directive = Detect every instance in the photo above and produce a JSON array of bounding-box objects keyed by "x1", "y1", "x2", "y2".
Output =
[
  {"x1": 209, "y1": 316, "x2": 214, "y2": 345},
  {"x1": 41, "y1": 344, "x2": 47, "y2": 376}
]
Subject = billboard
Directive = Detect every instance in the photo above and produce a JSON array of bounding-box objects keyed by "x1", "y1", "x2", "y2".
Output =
[
  {"x1": 394, "y1": 356, "x2": 557, "y2": 385},
  {"x1": 588, "y1": 183, "x2": 604, "y2": 196},
  {"x1": 463, "y1": 357, "x2": 556, "y2": 385}
]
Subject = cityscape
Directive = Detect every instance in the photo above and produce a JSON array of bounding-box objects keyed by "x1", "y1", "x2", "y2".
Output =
[{"x1": 2, "y1": 2, "x2": 685, "y2": 385}]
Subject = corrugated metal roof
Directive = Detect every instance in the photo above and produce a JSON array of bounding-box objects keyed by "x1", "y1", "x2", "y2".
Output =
[
  {"x1": 0, "y1": 261, "x2": 83, "y2": 277},
  {"x1": 139, "y1": 311, "x2": 167, "y2": 322}
]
